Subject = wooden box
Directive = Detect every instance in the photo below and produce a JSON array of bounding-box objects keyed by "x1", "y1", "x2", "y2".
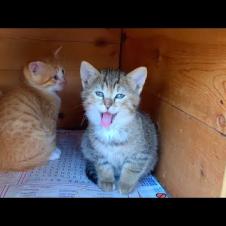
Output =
[{"x1": 0, "y1": 28, "x2": 225, "y2": 197}]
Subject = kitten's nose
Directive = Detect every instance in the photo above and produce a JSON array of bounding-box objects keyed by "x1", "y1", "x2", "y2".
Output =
[
  {"x1": 104, "y1": 98, "x2": 113, "y2": 110},
  {"x1": 60, "y1": 77, "x2": 67, "y2": 85}
]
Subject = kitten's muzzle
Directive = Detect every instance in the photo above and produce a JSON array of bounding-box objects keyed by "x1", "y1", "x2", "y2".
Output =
[
  {"x1": 104, "y1": 98, "x2": 113, "y2": 110},
  {"x1": 58, "y1": 78, "x2": 67, "y2": 86}
]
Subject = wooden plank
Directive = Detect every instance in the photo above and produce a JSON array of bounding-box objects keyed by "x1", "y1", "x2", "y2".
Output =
[
  {"x1": 57, "y1": 71, "x2": 84, "y2": 129},
  {"x1": 0, "y1": 71, "x2": 21, "y2": 90},
  {"x1": 140, "y1": 95, "x2": 226, "y2": 197},
  {"x1": 121, "y1": 29, "x2": 226, "y2": 135},
  {"x1": 0, "y1": 38, "x2": 119, "y2": 70},
  {"x1": 0, "y1": 29, "x2": 121, "y2": 43},
  {"x1": 124, "y1": 28, "x2": 226, "y2": 44}
]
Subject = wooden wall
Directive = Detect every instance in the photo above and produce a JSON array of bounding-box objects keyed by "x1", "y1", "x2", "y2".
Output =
[
  {"x1": 121, "y1": 29, "x2": 226, "y2": 197},
  {"x1": 0, "y1": 28, "x2": 121, "y2": 129},
  {"x1": 1, "y1": 28, "x2": 226, "y2": 197}
]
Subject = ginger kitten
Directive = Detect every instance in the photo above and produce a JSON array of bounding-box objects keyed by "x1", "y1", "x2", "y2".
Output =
[
  {"x1": 80, "y1": 61, "x2": 158, "y2": 194},
  {"x1": 0, "y1": 50, "x2": 66, "y2": 171}
]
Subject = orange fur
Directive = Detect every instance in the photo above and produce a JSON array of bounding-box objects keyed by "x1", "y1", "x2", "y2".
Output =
[{"x1": 0, "y1": 57, "x2": 65, "y2": 171}]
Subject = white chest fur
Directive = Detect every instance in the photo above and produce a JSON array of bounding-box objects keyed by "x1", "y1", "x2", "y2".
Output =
[
  {"x1": 96, "y1": 141, "x2": 128, "y2": 169},
  {"x1": 93, "y1": 126, "x2": 130, "y2": 169},
  {"x1": 95, "y1": 126, "x2": 128, "y2": 144}
]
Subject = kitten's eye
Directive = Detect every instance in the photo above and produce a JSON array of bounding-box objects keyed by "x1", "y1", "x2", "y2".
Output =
[
  {"x1": 95, "y1": 91, "x2": 104, "y2": 98},
  {"x1": 62, "y1": 69, "x2": 64, "y2": 74},
  {"x1": 115, "y1": 94, "x2": 125, "y2": 99},
  {"x1": 53, "y1": 75, "x2": 58, "y2": 80}
]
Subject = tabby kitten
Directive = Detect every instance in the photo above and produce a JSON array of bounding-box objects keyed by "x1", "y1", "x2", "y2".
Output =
[
  {"x1": 80, "y1": 61, "x2": 158, "y2": 194},
  {"x1": 0, "y1": 50, "x2": 65, "y2": 171}
]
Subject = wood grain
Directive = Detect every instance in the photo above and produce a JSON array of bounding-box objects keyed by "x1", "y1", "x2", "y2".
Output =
[
  {"x1": 124, "y1": 28, "x2": 226, "y2": 44},
  {"x1": 0, "y1": 29, "x2": 121, "y2": 43},
  {"x1": 121, "y1": 29, "x2": 226, "y2": 135},
  {"x1": 121, "y1": 28, "x2": 226, "y2": 197},
  {"x1": 141, "y1": 94, "x2": 226, "y2": 197},
  {"x1": 0, "y1": 38, "x2": 119, "y2": 70}
]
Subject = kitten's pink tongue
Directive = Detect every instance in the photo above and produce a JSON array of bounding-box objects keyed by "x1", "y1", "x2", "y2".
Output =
[{"x1": 101, "y1": 112, "x2": 113, "y2": 128}]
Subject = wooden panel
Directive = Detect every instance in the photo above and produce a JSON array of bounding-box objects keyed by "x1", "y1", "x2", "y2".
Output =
[
  {"x1": 121, "y1": 29, "x2": 226, "y2": 135},
  {"x1": 0, "y1": 38, "x2": 119, "y2": 70},
  {"x1": 0, "y1": 29, "x2": 121, "y2": 43},
  {"x1": 141, "y1": 95, "x2": 226, "y2": 197},
  {"x1": 124, "y1": 28, "x2": 226, "y2": 44},
  {"x1": 121, "y1": 28, "x2": 226, "y2": 197},
  {"x1": 0, "y1": 71, "x2": 21, "y2": 89},
  {"x1": 0, "y1": 29, "x2": 121, "y2": 129},
  {"x1": 57, "y1": 70, "x2": 84, "y2": 129}
]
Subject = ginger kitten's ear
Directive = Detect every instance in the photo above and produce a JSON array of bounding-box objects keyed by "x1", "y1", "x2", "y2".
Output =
[
  {"x1": 127, "y1": 67, "x2": 147, "y2": 94},
  {"x1": 53, "y1": 46, "x2": 63, "y2": 59},
  {"x1": 28, "y1": 61, "x2": 46, "y2": 75},
  {"x1": 80, "y1": 61, "x2": 100, "y2": 88}
]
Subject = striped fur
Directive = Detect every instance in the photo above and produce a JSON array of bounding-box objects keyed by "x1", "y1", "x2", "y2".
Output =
[
  {"x1": 86, "y1": 160, "x2": 98, "y2": 184},
  {"x1": 80, "y1": 61, "x2": 158, "y2": 194}
]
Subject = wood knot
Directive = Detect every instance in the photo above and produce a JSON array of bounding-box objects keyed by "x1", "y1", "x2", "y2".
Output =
[
  {"x1": 200, "y1": 168, "x2": 205, "y2": 177},
  {"x1": 110, "y1": 51, "x2": 117, "y2": 57},
  {"x1": 200, "y1": 164, "x2": 205, "y2": 178},
  {"x1": 217, "y1": 114, "x2": 226, "y2": 127},
  {"x1": 94, "y1": 38, "x2": 109, "y2": 47},
  {"x1": 154, "y1": 48, "x2": 162, "y2": 64}
]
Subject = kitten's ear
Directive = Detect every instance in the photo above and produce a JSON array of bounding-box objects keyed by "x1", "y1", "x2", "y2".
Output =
[
  {"x1": 28, "y1": 61, "x2": 46, "y2": 75},
  {"x1": 80, "y1": 61, "x2": 100, "y2": 88},
  {"x1": 127, "y1": 67, "x2": 147, "y2": 94},
  {"x1": 53, "y1": 46, "x2": 62, "y2": 59}
]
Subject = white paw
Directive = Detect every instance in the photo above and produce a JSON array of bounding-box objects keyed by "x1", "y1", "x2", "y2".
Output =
[{"x1": 49, "y1": 147, "x2": 61, "y2": 161}]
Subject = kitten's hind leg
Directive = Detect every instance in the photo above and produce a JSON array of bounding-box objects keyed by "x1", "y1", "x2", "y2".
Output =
[{"x1": 49, "y1": 147, "x2": 61, "y2": 161}]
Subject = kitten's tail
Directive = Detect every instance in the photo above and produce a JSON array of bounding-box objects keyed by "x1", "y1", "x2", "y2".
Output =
[{"x1": 85, "y1": 160, "x2": 98, "y2": 184}]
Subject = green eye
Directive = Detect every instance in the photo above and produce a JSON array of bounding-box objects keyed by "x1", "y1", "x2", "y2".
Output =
[
  {"x1": 95, "y1": 91, "x2": 104, "y2": 97},
  {"x1": 115, "y1": 94, "x2": 125, "y2": 99}
]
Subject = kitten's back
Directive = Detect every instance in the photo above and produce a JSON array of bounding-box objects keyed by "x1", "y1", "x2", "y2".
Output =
[
  {"x1": 139, "y1": 111, "x2": 158, "y2": 155},
  {"x1": 0, "y1": 59, "x2": 64, "y2": 171},
  {"x1": 0, "y1": 84, "x2": 59, "y2": 171}
]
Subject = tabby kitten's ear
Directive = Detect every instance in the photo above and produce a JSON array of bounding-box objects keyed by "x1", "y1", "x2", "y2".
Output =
[
  {"x1": 80, "y1": 61, "x2": 100, "y2": 88},
  {"x1": 127, "y1": 66, "x2": 147, "y2": 94},
  {"x1": 28, "y1": 61, "x2": 46, "y2": 76}
]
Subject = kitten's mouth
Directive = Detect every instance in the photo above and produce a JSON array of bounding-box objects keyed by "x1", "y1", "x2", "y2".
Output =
[{"x1": 100, "y1": 112, "x2": 117, "y2": 128}]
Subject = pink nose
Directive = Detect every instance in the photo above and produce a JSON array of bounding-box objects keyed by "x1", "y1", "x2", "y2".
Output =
[
  {"x1": 104, "y1": 98, "x2": 113, "y2": 109},
  {"x1": 59, "y1": 78, "x2": 66, "y2": 85}
]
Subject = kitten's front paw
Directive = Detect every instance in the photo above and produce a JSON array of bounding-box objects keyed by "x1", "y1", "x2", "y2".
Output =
[
  {"x1": 49, "y1": 147, "x2": 61, "y2": 161},
  {"x1": 119, "y1": 182, "x2": 136, "y2": 195},
  {"x1": 98, "y1": 181, "x2": 116, "y2": 192}
]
